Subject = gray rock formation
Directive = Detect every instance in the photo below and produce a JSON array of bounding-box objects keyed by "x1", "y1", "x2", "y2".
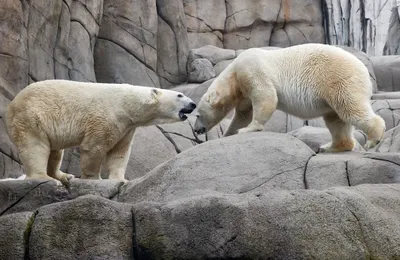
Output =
[
  {"x1": 370, "y1": 56, "x2": 400, "y2": 92},
  {"x1": 323, "y1": 0, "x2": 400, "y2": 56},
  {"x1": 187, "y1": 58, "x2": 216, "y2": 83},
  {"x1": 2, "y1": 133, "x2": 400, "y2": 258}
]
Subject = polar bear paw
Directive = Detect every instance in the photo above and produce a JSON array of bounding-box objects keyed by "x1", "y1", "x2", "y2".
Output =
[{"x1": 238, "y1": 123, "x2": 264, "y2": 134}]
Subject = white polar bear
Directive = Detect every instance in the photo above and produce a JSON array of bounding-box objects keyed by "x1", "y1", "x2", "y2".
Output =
[
  {"x1": 5, "y1": 80, "x2": 196, "y2": 185},
  {"x1": 194, "y1": 43, "x2": 386, "y2": 152}
]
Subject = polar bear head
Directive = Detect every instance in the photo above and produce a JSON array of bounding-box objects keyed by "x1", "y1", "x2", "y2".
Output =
[
  {"x1": 148, "y1": 88, "x2": 196, "y2": 124},
  {"x1": 193, "y1": 88, "x2": 229, "y2": 134}
]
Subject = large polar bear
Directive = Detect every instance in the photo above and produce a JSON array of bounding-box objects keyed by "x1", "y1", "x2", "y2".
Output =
[
  {"x1": 194, "y1": 43, "x2": 385, "y2": 152},
  {"x1": 5, "y1": 80, "x2": 196, "y2": 185}
]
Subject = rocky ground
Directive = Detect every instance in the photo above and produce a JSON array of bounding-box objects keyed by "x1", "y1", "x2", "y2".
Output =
[{"x1": 1, "y1": 0, "x2": 400, "y2": 259}]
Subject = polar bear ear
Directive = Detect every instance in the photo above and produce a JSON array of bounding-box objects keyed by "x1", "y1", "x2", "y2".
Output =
[
  {"x1": 151, "y1": 88, "x2": 161, "y2": 100},
  {"x1": 206, "y1": 89, "x2": 220, "y2": 105}
]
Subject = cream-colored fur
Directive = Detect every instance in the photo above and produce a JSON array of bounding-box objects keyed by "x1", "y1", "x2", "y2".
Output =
[
  {"x1": 194, "y1": 43, "x2": 386, "y2": 152},
  {"x1": 5, "y1": 80, "x2": 196, "y2": 185}
]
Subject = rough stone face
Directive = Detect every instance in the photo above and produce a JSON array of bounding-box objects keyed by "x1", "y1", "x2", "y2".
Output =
[
  {"x1": 370, "y1": 56, "x2": 400, "y2": 92},
  {"x1": 156, "y1": 0, "x2": 189, "y2": 88},
  {"x1": 94, "y1": 0, "x2": 159, "y2": 87},
  {"x1": 187, "y1": 58, "x2": 216, "y2": 83},
  {"x1": 224, "y1": 0, "x2": 325, "y2": 50},
  {"x1": 183, "y1": 0, "x2": 226, "y2": 49},
  {"x1": 29, "y1": 195, "x2": 133, "y2": 260},
  {"x1": 383, "y1": 3, "x2": 400, "y2": 55},
  {"x1": 0, "y1": 211, "x2": 34, "y2": 260},
  {"x1": 372, "y1": 91, "x2": 400, "y2": 100},
  {"x1": 323, "y1": 0, "x2": 400, "y2": 56},
  {"x1": 0, "y1": 179, "x2": 123, "y2": 216},
  {"x1": 118, "y1": 132, "x2": 316, "y2": 204},
  {"x1": 131, "y1": 184, "x2": 400, "y2": 259},
  {"x1": 371, "y1": 99, "x2": 400, "y2": 131}
]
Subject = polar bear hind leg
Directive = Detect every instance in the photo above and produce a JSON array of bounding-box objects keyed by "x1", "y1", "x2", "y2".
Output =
[
  {"x1": 16, "y1": 134, "x2": 63, "y2": 186},
  {"x1": 104, "y1": 128, "x2": 136, "y2": 182},
  {"x1": 237, "y1": 82, "x2": 278, "y2": 134},
  {"x1": 324, "y1": 87, "x2": 385, "y2": 151},
  {"x1": 47, "y1": 150, "x2": 75, "y2": 184},
  {"x1": 319, "y1": 112, "x2": 356, "y2": 152}
]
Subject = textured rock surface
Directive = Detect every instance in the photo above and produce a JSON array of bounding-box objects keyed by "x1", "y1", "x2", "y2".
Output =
[
  {"x1": 1, "y1": 132, "x2": 400, "y2": 258},
  {"x1": 187, "y1": 58, "x2": 216, "y2": 83},
  {"x1": 0, "y1": 211, "x2": 34, "y2": 260},
  {"x1": 223, "y1": 0, "x2": 325, "y2": 50},
  {"x1": 324, "y1": 0, "x2": 400, "y2": 56},
  {"x1": 370, "y1": 56, "x2": 400, "y2": 92},
  {"x1": 29, "y1": 195, "x2": 133, "y2": 260}
]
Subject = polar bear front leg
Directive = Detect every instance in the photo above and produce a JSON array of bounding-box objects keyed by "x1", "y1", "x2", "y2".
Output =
[
  {"x1": 47, "y1": 149, "x2": 75, "y2": 185},
  {"x1": 79, "y1": 141, "x2": 107, "y2": 180},
  {"x1": 224, "y1": 99, "x2": 253, "y2": 137},
  {"x1": 238, "y1": 87, "x2": 278, "y2": 134},
  {"x1": 105, "y1": 129, "x2": 135, "y2": 182}
]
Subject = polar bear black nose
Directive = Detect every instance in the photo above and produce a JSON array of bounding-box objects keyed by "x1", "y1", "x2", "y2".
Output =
[{"x1": 189, "y1": 102, "x2": 196, "y2": 109}]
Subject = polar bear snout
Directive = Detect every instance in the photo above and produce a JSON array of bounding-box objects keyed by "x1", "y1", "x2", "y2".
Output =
[
  {"x1": 179, "y1": 102, "x2": 196, "y2": 121},
  {"x1": 194, "y1": 118, "x2": 206, "y2": 134}
]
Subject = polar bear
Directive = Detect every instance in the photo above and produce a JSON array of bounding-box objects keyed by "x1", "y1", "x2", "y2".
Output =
[
  {"x1": 194, "y1": 43, "x2": 385, "y2": 152},
  {"x1": 5, "y1": 80, "x2": 196, "y2": 185}
]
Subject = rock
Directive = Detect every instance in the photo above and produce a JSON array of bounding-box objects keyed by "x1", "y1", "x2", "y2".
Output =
[
  {"x1": 187, "y1": 45, "x2": 236, "y2": 67},
  {"x1": 371, "y1": 99, "x2": 400, "y2": 131},
  {"x1": 372, "y1": 125, "x2": 400, "y2": 153},
  {"x1": 29, "y1": 195, "x2": 133, "y2": 260},
  {"x1": 336, "y1": 45, "x2": 378, "y2": 92},
  {"x1": 372, "y1": 91, "x2": 400, "y2": 100},
  {"x1": 383, "y1": 4, "x2": 400, "y2": 55},
  {"x1": 323, "y1": 0, "x2": 398, "y2": 56},
  {"x1": 183, "y1": 0, "x2": 226, "y2": 49},
  {"x1": 0, "y1": 179, "x2": 124, "y2": 216},
  {"x1": 94, "y1": 0, "x2": 160, "y2": 87},
  {"x1": 118, "y1": 132, "x2": 315, "y2": 204},
  {"x1": 288, "y1": 126, "x2": 367, "y2": 153},
  {"x1": 187, "y1": 32, "x2": 224, "y2": 49},
  {"x1": 61, "y1": 116, "x2": 231, "y2": 180},
  {"x1": 156, "y1": 0, "x2": 189, "y2": 88},
  {"x1": 224, "y1": 0, "x2": 325, "y2": 50},
  {"x1": 0, "y1": 211, "x2": 34, "y2": 260},
  {"x1": 187, "y1": 58, "x2": 216, "y2": 83},
  {"x1": 94, "y1": 39, "x2": 160, "y2": 87},
  {"x1": 306, "y1": 152, "x2": 400, "y2": 189},
  {"x1": 131, "y1": 184, "x2": 400, "y2": 259},
  {"x1": 370, "y1": 56, "x2": 400, "y2": 92}
]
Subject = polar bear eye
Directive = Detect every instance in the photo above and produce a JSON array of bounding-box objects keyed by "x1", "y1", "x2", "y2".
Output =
[{"x1": 177, "y1": 94, "x2": 183, "y2": 98}]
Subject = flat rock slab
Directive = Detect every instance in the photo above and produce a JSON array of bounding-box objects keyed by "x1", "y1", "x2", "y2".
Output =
[
  {"x1": 0, "y1": 211, "x2": 34, "y2": 260},
  {"x1": 0, "y1": 179, "x2": 124, "y2": 216},
  {"x1": 29, "y1": 195, "x2": 133, "y2": 260}
]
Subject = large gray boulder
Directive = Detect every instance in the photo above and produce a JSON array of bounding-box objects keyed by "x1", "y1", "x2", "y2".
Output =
[
  {"x1": 187, "y1": 58, "x2": 216, "y2": 83},
  {"x1": 28, "y1": 195, "x2": 133, "y2": 260},
  {"x1": 118, "y1": 132, "x2": 316, "y2": 203},
  {"x1": 131, "y1": 184, "x2": 400, "y2": 259}
]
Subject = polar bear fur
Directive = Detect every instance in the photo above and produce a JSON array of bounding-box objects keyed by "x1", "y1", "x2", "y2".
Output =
[
  {"x1": 194, "y1": 43, "x2": 386, "y2": 152},
  {"x1": 5, "y1": 80, "x2": 196, "y2": 185}
]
